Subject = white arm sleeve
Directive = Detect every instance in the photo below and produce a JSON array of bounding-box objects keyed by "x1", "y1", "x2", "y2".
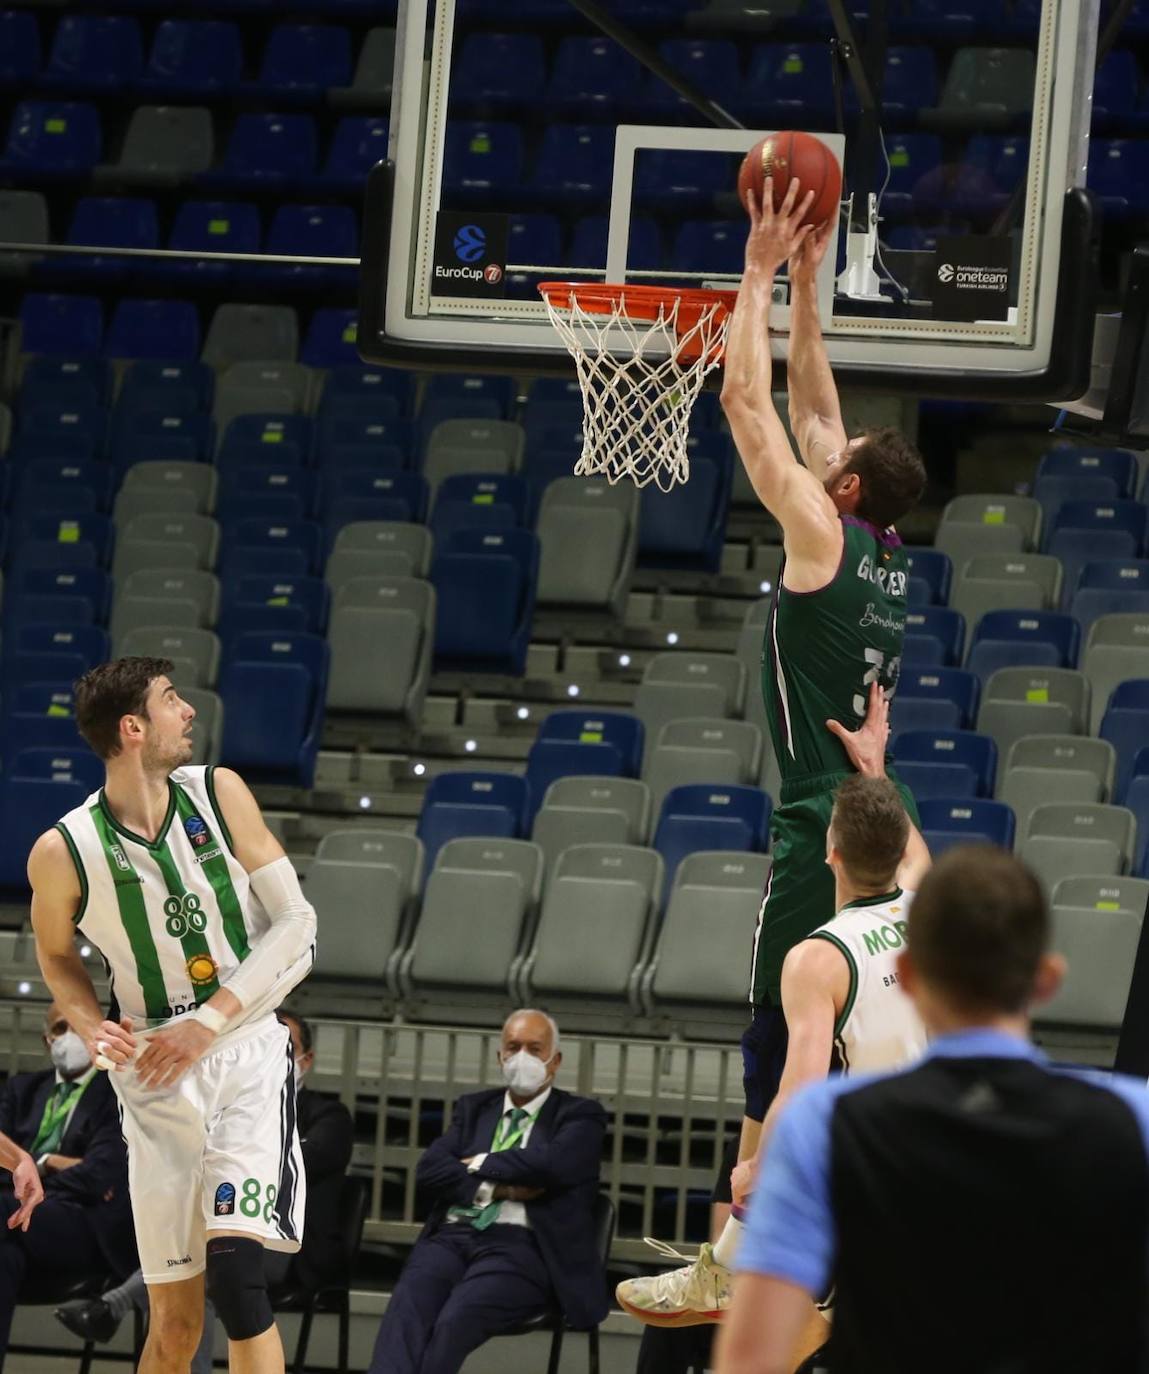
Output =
[{"x1": 219, "y1": 856, "x2": 316, "y2": 1016}]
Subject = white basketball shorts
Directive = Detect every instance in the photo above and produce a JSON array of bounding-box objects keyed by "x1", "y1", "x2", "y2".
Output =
[{"x1": 112, "y1": 1013, "x2": 306, "y2": 1284}]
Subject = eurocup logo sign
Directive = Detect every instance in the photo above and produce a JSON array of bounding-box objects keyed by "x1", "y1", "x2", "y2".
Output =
[
  {"x1": 454, "y1": 224, "x2": 486, "y2": 263},
  {"x1": 434, "y1": 212, "x2": 508, "y2": 299}
]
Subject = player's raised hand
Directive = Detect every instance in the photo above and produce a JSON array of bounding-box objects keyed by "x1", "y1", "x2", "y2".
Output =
[
  {"x1": 8, "y1": 1152, "x2": 44, "y2": 1231},
  {"x1": 133, "y1": 1018, "x2": 217, "y2": 1091},
  {"x1": 90, "y1": 1015, "x2": 136, "y2": 1071},
  {"x1": 788, "y1": 217, "x2": 834, "y2": 286},
  {"x1": 827, "y1": 682, "x2": 890, "y2": 778},
  {"x1": 744, "y1": 175, "x2": 816, "y2": 275}
]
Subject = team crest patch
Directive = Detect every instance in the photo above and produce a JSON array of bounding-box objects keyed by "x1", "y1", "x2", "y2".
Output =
[
  {"x1": 187, "y1": 953, "x2": 218, "y2": 987},
  {"x1": 184, "y1": 815, "x2": 212, "y2": 848},
  {"x1": 214, "y1": 1182, "x2": 236, "y2": 1217}
]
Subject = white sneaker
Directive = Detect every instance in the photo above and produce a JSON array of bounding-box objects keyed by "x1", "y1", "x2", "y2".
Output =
[{"x1": 615, "y1": 1239, "x2": 733, "y2": 1327}]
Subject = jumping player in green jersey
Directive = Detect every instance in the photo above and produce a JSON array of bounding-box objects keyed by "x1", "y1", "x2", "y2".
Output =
[{"x1": 723, "y1": 175, "x2": 926, "y2": 1166}]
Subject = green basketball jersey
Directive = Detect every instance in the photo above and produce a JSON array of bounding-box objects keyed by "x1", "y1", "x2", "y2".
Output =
[{"x1": 763, "y1": 516, "x2": 910, "y2": 781}]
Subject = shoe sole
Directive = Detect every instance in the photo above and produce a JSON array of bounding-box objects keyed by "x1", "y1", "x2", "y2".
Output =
[{"x1": 617, "y1": 1295, "x2": 725, "y2": 1328}]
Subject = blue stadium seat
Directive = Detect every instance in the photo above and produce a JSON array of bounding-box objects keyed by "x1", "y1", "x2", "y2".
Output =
[
  {"x1": 1046, "y1": 500, "x2": 1147, "y2": 591},
  {"x1": 261, "y1": 203, "x2": 359, "y2": 289},
  {"x1": 257, "y1": 24, "x2": 353, "y2": 95},
  {"x1": 5, "y1": 622, "x2": 108, "y2": 674},
  {"x1": 222, "y1": 518, "x2": 321, "y2": 578},
  {"x1": 44, "y1": 15, "x2": 143, "y2": 92},
  {"x1": 301, "y1": 311, "x2": 360, "y2": 369},
  {"x1": 2, "y1": 648, "x2": 88, "y2": 694},
  {"x1": 223, "y1": 574, "x2": 328, "y2": 633},
  {"x1": 904, "y1": 547, "x2": 952, "y2": 604},
  {"x1": 634, "y1": 149, "x2": 731, "y2": 210},
  {"x1": 119, "y1": 359, "x2": 213, "y2": 414},
  {"x1": 318, "y1": 117, "x2": 389, "y2": 194},
  {"x1": 958, "y1": 136, "x2": 1029, "y2": 216},
  {"x1": 423, "y1": 374, "x2": 516, "y2": 417},
  {"x1": 966, "y1": 609, "x2": 1079, "y2": 682},
  {"x1": 673, "y1": 220, "x2": 744, "y2": 276},
  {"x1": 9, "y1": 747, "x2": 102, "y2": 792},
  {"x1": 1036, "y1": 446, "x2": 1138, "y2": 497},
  {"x1": 534, "y1": 125, "x2": 614, "y2": 208},
  {"x1": 2, "y1": 101, "x2": 101, "y2": 175},
  {"x1": 844, "y1": 47, "x2": 939, "y2": 124},
  {"x1": 1077, "y1": 559, "x2": 1149, "y2": 593},
  {"x1": 743, "y1": 44, "x2": 836, "y2": 127},
  {"x1": 895, "y1": 0, "x2": 1001, "y2": 39},
  {"x1": 10, "y1": 511, "x2": 112, "y2": 569},
  {"x1": 864, "y1": 133, "x2": 942, "y2": 218},
  {"x1": 12, "y1": 458, "x2": 113, "y2": 517},
  {"x1": 1033, "y1": 474, "x2": 1125, "y2": 533},
  {"x1": 892, "y1": 729, "x2": 996, "y2": 798},
  {"x1": 416, "y1": 771, "x2": 529, "y2": 874},
  {"x1": 653, "y1": 783, "x2": 771, "y2": 901},
  {"x1": 142, "y1": 20, "x2": 242, "y2": 96},
  {"x1": 442, "y1": 121, "x2": 524, "y2": 201},
  {"x1": 61, "y1": 196, "x2": 159, "y2": 280},
  {"x1": 431, "y1": 473, "x2": 527, "y2": 541},
  {"x1": 1087, "y1": 139, "x2": 1149, "y2": 220},
  {"x1": 569, "y1": 215, "x2": 663, "y2": 272},
  {"x1": 322, "y1": 472, "x2": 428, "y2": 526},
  {"x1": 525, "y1": 740, "x2": 624, "y2": 819},
  {"x1": 506, "y1": 214, "x2": 563, "y2": 298},
  {"x1": 451, "y1": 32, "x2": 546, "y2": 109},
  {"x1": 220, "y1": 414, "x2": 312, "y2": 466},
  {"x1": 537, "y1": 709, "x2": 644, "y2": 777},
  {"x1": 11, "y1": 567, "x2": 111, "y2": 622},
  {"x1": 0, "y1": 11, "x2": 42, "y2": 87},
  {"x1": 20, "y1": 356, "x2": 108, "y2": 409},
  {"x1": 162, "y1": 200, "x2": 262, "y2": 286},
  {"x1": 547, "y1": 36, "x2": 643, "y2": 117},
  {"x1": 431, "y1": 529, "x2": 539, "y2": 675},
  {"x1": 320, "y1": 365, "x2": 415, "y2": 419},
  {"x1": 112, "y1": 412, "x2": 212, "y2": 470},
  {"x1": 917, "y1": 798, "x2": 1016, "y2": 856},
  {"x1": 19, "y1": 294, "x2": 103, "y2": 357},
  {"x1": 894, "y1": 666, "x2": 980, "y2": 729},
  {"x1": 1092, "y1": 49, "x2": 1141, "y2": 130},
  {"x1": 105, "y1": 299, "x2": 200, "y2": 362},
  {"x1": 1, "y1": 683, "x2": 84, "y2": 759},
  {"x1": 218, "y1": 466, "x2": 313, "y2": 522},
  {"x1": 1101, "y1": 702, "x2": 1149, "y2": 803},
  {"x1": 218, "y1": 601, "x2": 308, "y2": 641},
  {"x1": 637, "y1": 39, "x2": 741, "y2": 121},
  {"x1": 219, "y1": 630, "x2": 328, "y2": 786},
  {"x1": 1126, "y1": 776, "x2": 1149, "y2": 876},
  {"x1": 213, "y1": 114, "x2": 319, "y2": 186},
  {"x1": 21, "y1": 400, "x2": 106, "y2": 451},
  {"x1": 904, "y1": 606, "x2": 966, "y2": 665},
  {"x1": 316, "y1": 415, "x2": 413, "y2": 472},
  {"x1": 638, "y1": 455, "x2": 732, "y2": 572},
  {"x1": 0, "y1": 777, "x2": 88, "y2": 889}
]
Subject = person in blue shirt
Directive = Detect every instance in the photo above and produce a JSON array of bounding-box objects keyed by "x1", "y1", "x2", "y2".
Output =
[{"x1": 717, "y1": 843, "x2": 1149, "y2": 1374}]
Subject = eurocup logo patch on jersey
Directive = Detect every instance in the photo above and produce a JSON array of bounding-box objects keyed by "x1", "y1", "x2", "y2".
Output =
[
  {"x1": 184, "y1": 814, "x2": 222, "y2": 865},
  {"x1": 214, "y1": 1182, "x2": 236, "y2": 1217}
]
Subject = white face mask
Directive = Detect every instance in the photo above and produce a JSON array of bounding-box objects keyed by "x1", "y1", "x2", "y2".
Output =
[
  {"x1": 500, "y1": 1048, "x2": 551, "y2": 1098},
  {"x1": 49, "y1": 1030, "x2": 91, "y2": 1080}
]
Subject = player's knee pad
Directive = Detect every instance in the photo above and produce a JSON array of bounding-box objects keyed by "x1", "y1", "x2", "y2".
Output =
[{"x1": 205, "y1": 1236, "x2": 273, "y2": 1341}]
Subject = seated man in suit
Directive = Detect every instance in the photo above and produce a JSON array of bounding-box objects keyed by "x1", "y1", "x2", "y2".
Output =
[
  {"x1": 368, "y1": 1008, "x2": 609, "y2": 1374},
  {"x1": 0, "y1": 1002, "x2": 135, "y2": 1369}
]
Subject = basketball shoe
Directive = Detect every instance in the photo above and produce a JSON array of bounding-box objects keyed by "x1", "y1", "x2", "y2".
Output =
[{"x1": 615, "y1": 1238, "x2": 733, "y2": 1326}]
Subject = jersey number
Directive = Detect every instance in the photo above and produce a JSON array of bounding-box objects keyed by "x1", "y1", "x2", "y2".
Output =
[
  {"x1": 240, "y1": 1177, "x2": 278, "y2": 1223},
  {"x1": 164, "y1": 892, "x2": 207, "y2": 939},
  {"x1": 852, "y1": 647, "x2": 902, "y2": 717}
]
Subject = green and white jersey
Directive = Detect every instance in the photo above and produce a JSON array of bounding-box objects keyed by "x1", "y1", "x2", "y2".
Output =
[
  {"x1": 808, "y1": 888, "x2": 927, "y2": 1075},
  {"x1": 56, "y1": 766, "x2": 270, "y2": 1026}
]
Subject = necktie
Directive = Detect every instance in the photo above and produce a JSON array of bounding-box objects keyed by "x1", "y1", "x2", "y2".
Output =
[
  {"x1": 31, "y1": 1082, "x2": 77, "y2": 1156},
  {"x1": 454, "y1": 1107, "x2": 533, "y2": 1231}
]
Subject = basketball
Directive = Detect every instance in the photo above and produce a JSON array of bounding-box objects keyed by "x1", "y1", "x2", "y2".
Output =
[{"x1": 737, "y1": 131, "x2": 842, "y2": 229}]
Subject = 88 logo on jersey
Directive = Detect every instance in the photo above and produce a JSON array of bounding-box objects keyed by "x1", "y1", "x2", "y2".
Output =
[{"x1": 164, "y1": 891, "x2": 207, "y2": 938}]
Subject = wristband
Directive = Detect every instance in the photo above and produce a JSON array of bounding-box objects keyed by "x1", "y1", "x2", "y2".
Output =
[{"x1": 196, "y1": 1005, "x2": 229, "y2": 1036}]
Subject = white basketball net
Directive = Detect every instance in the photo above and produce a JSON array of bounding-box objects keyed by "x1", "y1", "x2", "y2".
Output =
[{"x1": 541, "y1": 291, "x2": 730, "y2": 493}]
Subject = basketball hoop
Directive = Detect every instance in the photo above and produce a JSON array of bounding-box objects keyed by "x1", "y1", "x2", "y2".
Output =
[{"x1": 538, "y1": 282, "x2": 738, "y2": 492}]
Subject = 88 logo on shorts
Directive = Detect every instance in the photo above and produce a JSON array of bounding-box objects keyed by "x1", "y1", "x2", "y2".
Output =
[{"x1": 164, "y1": 891, "x2": 207, "y2": 938}]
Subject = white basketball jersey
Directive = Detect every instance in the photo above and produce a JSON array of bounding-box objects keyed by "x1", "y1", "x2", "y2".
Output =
[
  {"x1": 809, "y1": 888, "x2": 927, "y2": 1075},
  {"x1": 56, "y1": 765, "x2": 301, "y2": 1028}
]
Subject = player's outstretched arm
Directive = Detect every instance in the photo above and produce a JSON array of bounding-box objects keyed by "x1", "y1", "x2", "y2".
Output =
[
  {"x1": 787, "y1": 221, "x2": 847, "y2": 480},
  {"x1": 721, "y1": 177, "x2": 841, "y2": 571},
  {"x1": 28, "y1": 830, "x2": 136, "y2": 1069}
]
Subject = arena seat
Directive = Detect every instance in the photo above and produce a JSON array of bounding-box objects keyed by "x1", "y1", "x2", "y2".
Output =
[
  {"x1": 327, "y1": 575, "x2": 434, "y2": 722},
  {"x1": 653, "y1": 783, "x2": 771, "y2": 899},
  {"x1": 202, "y1": 304, "x2": 299, "y2": 368},
  {"x1": 1036, "y1": 446, "x2": 1138, "y2": 496},
  {"x1": 3, "y1": 101, "x2": 102, "y2": 176},
  {"x1": 256, "y1": 23, "x2": 353, "y2": 95},
  {"x1": 916, "y1": 797, "x2": 1016, "y2": 855},
  {"x1": 531, "y1": 777, "x2": 652, "y2": 871},
  {"x1": 0, "y1": 777, "x2": 89, "y2": 889},
  {"x1": 637, "y1": 454, "x2": 732, "y2": 572},
  {"x1": 210, "y1": 112, "x2": 319, "y2": 187},
  {"x1": 112, "y1": 105, "x2": 215, "y2": 184},
  {"x1": 637, "y1": 38, "x2": 741, "y2": 120},
  {"x1": 318, "y1": 115, "x2": 390, "y2": 194},
  {"x1": 450, "y1": 32, "x2": 547, "y2": 109},
  {"x1": 892, "y1": 728, "x2": 997, "y2": 799},
  {"x1": 441, "y1": 120, "x2": 524, "y2": 203},
  {"x1": 547, "y1": 37, "x2": 644, "y2": 117},
  {"x1": 904, "y1": 547, "x2": 953, "y2": 604},
  {"x1": 301, "y1": 310, "x2": 362, "y2": 369},
  {"x1": 416, "y1": 771, "x2": 529, "y2": 875},
  {"x1": 743, "y1": 42, "x2": 836, "y2": 126},
  {"x1": 904, "y1": 606, "x2": 966, "y2": 666},
  {"x1": 9, "y1": 746, "x2": 103, "y2": 793},
  {"x1": 1100, "y1": 705, "x2": 1149, "y2": 804},
  {"x1": 1, "y1": 682, "x2": 84, "y2": 756},
  {"x1": 218, "y1": 629, "x2": 328, "y2": 784},
  {"x1": 119, "y1": 626, "x2": 220, "y2": 689},
  {"x1": 430, "y1": 529, "x2": 539, "y2": 675},
  {"x1": 430, "y1": 473, "x2": 528, "y2": 542},
  {"x1": 1082, "y1": 641, "x2": 1149, "y2": 733},
  {"x1": 105, "y1": 298, "x2": 200, "y2": 362},
  {"x1": 20, "y1": 356, "x2": 109, "y2": 408},
  {"x1": 1022, "y1": 801, "x2": 1137, "y2": 895},
  {"x1": 119, "y1": 358, "x2": 213, "y2": 412},
  {"x1": 534, "y1": 124, "x2": 615, "y2": 207},
  {"x1": 893, "y1": 666, "x2": 980, "y2": 732},
  {"x1": 12, "y1": 568, "x2": 110, "y2": 623},
  {"x1": 966, "y1": 609, "x2": 1079, "y2": 682},
  {"x1": 326, "y1": 520, "x2": 433, "y2": 585},
  {"x1": 142, "y1": 19, "x2": 243, "y2": 96},
  {"x1": 114, "y1": 566, "x2": 220, "y2": 630},
  {"x1": 0, "y1": 11, "x2": 41, "y2": 87},
  {"x1": 161, "y1": 200, "x2": 261, "y2": 287},
  {"x1": 644, "y1": 718, "x2": 763, "y2": 815}
]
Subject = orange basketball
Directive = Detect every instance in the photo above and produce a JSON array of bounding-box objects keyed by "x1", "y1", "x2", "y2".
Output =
[{"x1": 737, "y1": 131, "x2": 842, "y2": 230}]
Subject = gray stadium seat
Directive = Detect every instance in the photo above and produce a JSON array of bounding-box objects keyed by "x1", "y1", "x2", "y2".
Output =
[
  {"x1": 520, "y1": 844, "x2": 663, "y2": 1007},
  {"x1": 123, "y1": 460, "x2": 217, "y2": 513},
  {"x1": 634, "y1": 654, "x2": 747, "y2": 767},
  {"x1": 1004, "y1": 735, "x2": 1115, "y2": 797},
  {"x1": 332, "y1": 26, "x2": 396, "y2": 107},
  {"x1": 1087, "y1": 613, "x2": 1149, "y2": 650},
  {"x1": 425, "y1": 418, "x2": 524, "y2": 470},
  {"x1": 0, "y1": 190, "x2": 47, "y2": 274},
  {"x1": 327, "y1": 577, "x2": 434, "y2": 722},
  {"x1": 536, "y1": 478, "x2": 637, "y2": 614},
  {"x1": 181, "y1": 687, "x2": 223, "y2": 764},
  {"x1": 307, "y1": 831, "x2": 422, "y2": 983},
  {"x1": 979, "y1": 702, "x2": 1078, "y2": 792},
  {"x1": 115, "y1": 568, "x2": 220, "y2": 629},
  {"x1": 119, "y1": 627, "x2": 220, "y2": 689},
  {"x1": 1082, "y1": 643, "x2": 1149, "y2": 733},
  {"x1": 939, "y1": 496, "x2": 1041, "y2": 547},
  {"x1": 202, "y1": 305, "x2": 299, "y2": 370},
  {"x1": 114, "y1": 540, "x2": 203, "y2": 582},
  {"x1": 111, "y1": 106, "x2": 214, "y2": 182},
  {"x1": 737, "y1": 599, "x2": 770, "y2": 732},
  {"x1": 111, "y1": 596, "x2": 201, "y2": 647},
  {"x1": 641, "y1": 851, "x2": 772, "y2": 1019},
  {"x1": 1052, "y1": 875, "x2": 1149, "y2": 913},
  {"x1": 983, "y1": 667, "x2": 1089, "y2": 731},
  {"x1": 326, "y1": 522, "x2": 433, "y2": 585},
  {"x1": 931, "y1": 46, "x2": 1037, "y2": 121},
  {"x1": 114, "y1": 486, "x2": 201, "y2": 526},
  {"x1": 400, "y1": 837, "x2": 543, "y2": 1002},
  {"x1": 643, "y1": 652, "x2": 746, "y2": 714},
  {"x1": 213, "y1": 362, "x2": 313, "y2": 434},
  {"x1": 645, "y1": 718, "x2": 763, "y2": 813},
  {"x1": 956, "y1": 553, "x2": 1063, "y2": 616},
  {"x1": 115, "y1": 514, "x2": 219, "y2": 577},
  {"x1": 538, "y1": 776, "x2": 652, "y2": 843},
  {"x1": 935, "y1": 522, "x2": 1027, "y2": 567},
  {"x1": 1042, "y1": 875, "x2": 1149, "y2": 1028},
  {"x1": 1021, "y1": 802, "x2": 1137, "y2": 894}
]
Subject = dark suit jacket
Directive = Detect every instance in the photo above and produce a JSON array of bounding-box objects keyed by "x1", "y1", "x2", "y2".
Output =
[
  {"x1": 296, "y1": 1086, "x2": 354, "y2": 1290},
  {"x1": 416, "y1": 1086, "x2": 609, "y2": 1328},
  {"x1": 0, "y1": 1068, "x2": 128, "y2": 1206}
]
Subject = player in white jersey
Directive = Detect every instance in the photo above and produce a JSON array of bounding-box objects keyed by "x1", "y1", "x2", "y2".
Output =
[
  {"x1": 618, "y1": 687, "x2": 930, "y2": 1344},
  {"x1": 28, "y1": 657, "x2": 318, "y2": 1374}
]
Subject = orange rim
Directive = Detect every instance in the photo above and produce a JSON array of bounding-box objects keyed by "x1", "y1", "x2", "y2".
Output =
[{"x1": 539, "y1": 281, "x2": 738, "y2": 361}]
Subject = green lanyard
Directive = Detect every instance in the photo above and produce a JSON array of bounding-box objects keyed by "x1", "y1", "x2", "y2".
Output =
[
  {"x1": 31, "y1": 1080, "x2": 86, "y2": 1156},
  {"x1": 491, "y1": 1106, "x2": 537, "y2": 1154}
]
